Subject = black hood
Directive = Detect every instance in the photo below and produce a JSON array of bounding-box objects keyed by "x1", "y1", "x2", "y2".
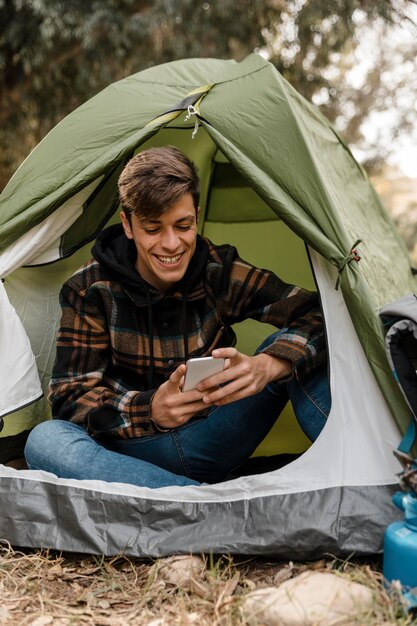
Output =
[{"x1": 91, "y1": 223, "x2": 209, "y2": 303}]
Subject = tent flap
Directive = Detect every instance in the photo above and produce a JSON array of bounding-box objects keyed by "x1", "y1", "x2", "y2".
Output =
[{"x1": 0, "y1": 282, "x2": 42, "y2": 418}]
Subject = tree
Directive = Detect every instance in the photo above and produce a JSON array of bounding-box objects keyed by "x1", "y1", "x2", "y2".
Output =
[{"x1": 1, "y1": 0, "x2": 416, "y2": 188}]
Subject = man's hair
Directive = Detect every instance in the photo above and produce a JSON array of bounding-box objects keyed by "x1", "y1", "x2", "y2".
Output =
[{"x1": 118, "y1": 146, "x2": 200, "y2": 221}]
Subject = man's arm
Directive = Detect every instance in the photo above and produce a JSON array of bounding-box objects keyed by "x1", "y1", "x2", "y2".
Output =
[
  {"x1": 49, "y1": 284, "x2": 156, "y2": 439},
  {"x1": 195, "y1": 252, "x2": 326, "y2": 406},
  {"x1": 216, "y1": 255, "x2": 326, "y2": 378}
]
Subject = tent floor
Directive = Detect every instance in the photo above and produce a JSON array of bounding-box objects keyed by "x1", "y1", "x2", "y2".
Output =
[{"x1": 229, "y1": 453, "x2": 301, "y2": 477}]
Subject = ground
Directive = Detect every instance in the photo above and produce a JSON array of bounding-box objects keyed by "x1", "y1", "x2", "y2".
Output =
[{"x1": 0, "y1": 543, "x2": 414, "y2": 625}]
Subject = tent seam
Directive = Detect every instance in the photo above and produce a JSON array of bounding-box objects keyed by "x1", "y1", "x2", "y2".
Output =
[{"x1": 129, "y1": 63, "x2": 269, "y2": 90}]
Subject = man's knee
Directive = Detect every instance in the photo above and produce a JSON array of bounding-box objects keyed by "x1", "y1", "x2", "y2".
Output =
[
  {"x1": 24, "y1": 419, "x2": 83, "y2": 469},
  {"x1": 25, "y1": 420, "x2": 52, "y2": 465}
]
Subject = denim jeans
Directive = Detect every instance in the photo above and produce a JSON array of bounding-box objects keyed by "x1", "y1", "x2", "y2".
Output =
[{"x1": 25, "y1": 332, "x2": 330, "y2": 488}]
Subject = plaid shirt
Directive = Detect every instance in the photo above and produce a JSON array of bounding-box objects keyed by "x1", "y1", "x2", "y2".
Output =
[{"x1": 49, "y1": 237, "x2": 326, "y2": 439}]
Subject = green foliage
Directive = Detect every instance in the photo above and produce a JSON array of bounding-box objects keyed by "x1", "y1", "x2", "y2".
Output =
[{"x1": 0, "y1": 0, "x2": 415, "y2": 188}]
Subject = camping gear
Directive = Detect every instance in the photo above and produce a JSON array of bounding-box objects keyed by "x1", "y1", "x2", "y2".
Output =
[
  {"x1": 0, "y1": 54, "x2": 415, "y2": 557},
  {"x1": 381, "y1": 295, "x2": 417, "y2": 608},
  {"x1": 380, "y1": 293, "x2": 417, "y2": 425},
  {"x1": 383, "y1": 489, "x2": 417, "y2": 609}
]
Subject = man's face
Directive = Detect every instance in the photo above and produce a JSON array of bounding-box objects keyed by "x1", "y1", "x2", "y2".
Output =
[{"x1": 120, "y1": 193, "x2": 199, "y2": 292}]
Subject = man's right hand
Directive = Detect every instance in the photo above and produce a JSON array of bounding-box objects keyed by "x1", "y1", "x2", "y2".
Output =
[{"x1": 150, "y1": 364, "x2": 213, "y2": 430}]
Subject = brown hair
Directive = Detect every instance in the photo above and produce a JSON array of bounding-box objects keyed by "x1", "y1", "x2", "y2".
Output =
[{"x1": 118, "y1": 146, "x2": 200, "y2": 221}]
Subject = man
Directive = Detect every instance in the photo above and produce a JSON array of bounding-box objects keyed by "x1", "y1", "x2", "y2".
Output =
[{"x1": 25, "y1": 146, "x2": 330, "y2": 488}]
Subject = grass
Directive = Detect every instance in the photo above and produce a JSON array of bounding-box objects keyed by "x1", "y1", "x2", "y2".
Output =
[{"x1": 0, "y1": 542, "x2": 415, "y2": 625}]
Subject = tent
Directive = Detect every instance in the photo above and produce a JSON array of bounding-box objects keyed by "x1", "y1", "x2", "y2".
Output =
[{"x1": 0, "y1": 54, "x2": 415, "y2": 558}]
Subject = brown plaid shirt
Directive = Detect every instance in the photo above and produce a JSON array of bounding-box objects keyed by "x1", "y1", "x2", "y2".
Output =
[{"x1": 49, "y1": 237, "x2": 326, "y2": 439}]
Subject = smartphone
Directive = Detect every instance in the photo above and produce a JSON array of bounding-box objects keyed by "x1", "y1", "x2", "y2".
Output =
[{"x1": 182, "y1": 356, "x2": 225, "y2": 392}]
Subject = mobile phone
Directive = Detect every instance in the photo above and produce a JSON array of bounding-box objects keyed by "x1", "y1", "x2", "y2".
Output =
[{"x1": 182, "y1": 356, "x2": 225, "y2": 392}]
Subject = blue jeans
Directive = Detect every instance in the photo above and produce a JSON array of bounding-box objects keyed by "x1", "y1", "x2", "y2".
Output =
[{"x1": 25, "y1": 332, "x2": 330, "y2": 488}]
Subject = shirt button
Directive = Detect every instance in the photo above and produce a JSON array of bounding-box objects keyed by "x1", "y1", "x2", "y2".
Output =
[
  {"x1": 161, "y1": 322, "x2": 169, "y2": 329},
  {"x1": 168, "y1": 359, "x2": 175, "y2": 368}
]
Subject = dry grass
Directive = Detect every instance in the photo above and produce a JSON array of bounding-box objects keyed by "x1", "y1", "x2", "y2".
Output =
[{"x1": 0, "y1": 542, "x2": 415, "y2": 626}]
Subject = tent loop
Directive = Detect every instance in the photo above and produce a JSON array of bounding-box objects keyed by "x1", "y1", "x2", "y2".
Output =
[
  {"x1": 184, "y1": 105, "x2": 200, "y2": 139},
  {"x1": 335, "y1": 239, "x2": 362, "y2": 290}
]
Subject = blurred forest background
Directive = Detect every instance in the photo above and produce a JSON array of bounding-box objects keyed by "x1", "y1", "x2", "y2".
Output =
[{"x1": 1, "y1": 0, "x2": 417, "y2": 259}]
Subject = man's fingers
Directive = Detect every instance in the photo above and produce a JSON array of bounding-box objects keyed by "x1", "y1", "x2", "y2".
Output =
[
  {"x1": 202, "y1": 374, "x2": 254, "y2": 405},
  {"x1": 197, "y1": 359, "x2": 249, "y2": 390},
  {"x1": 162, "y1": 400, "x2": 210, "y2": 426},
  {"x1": 169, "y1": 364, "x2": 187, "y2": 386},
  {"x1": 212, "y1": 347, "x2": 239, "y2": 360},
  {"x1": 181, "y1": 399, "x2": 212, "y2": 415}
]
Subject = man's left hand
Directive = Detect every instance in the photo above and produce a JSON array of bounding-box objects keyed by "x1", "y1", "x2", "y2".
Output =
[{"x1": 197, "y1": 348, "x2": 292, "y2": 407}]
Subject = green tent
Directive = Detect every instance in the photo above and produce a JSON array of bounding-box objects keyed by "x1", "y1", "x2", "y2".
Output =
[{"x1": 0, "y1": 54, "x2": 414, "y2": 558}]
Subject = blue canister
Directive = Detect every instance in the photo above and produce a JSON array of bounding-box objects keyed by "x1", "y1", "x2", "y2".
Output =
[{"x1": 383, "y1": 491, "x2": 417, "y2": 606}]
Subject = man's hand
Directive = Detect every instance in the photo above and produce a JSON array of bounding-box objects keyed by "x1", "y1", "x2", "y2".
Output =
[
  {"x1": 150, "y1": 364, "x2": 215, "y2": 430},
  {"x1": 197, "y1": 348, "x2": 292, "y2": 407}
]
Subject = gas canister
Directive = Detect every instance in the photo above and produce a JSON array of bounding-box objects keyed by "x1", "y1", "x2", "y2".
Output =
[{"x1": 383, "y1": 491, "x2": 417, "y2": 607}]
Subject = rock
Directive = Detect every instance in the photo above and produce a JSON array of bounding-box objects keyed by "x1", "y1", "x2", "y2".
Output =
[
  {"x1": 155, "y1": 555, "x2": 209, "y2": 597},
  {"x1": 241, "y1": 571, "x2": 374, "y2": 626}
]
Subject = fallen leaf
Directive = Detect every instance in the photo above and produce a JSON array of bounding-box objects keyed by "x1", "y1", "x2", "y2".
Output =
[
  {"x1": 146, "y1": 619, "x2": 169, "y2": 626},
  {"x1": 97, "y1": 599, "x2": 111, "y2": 610},
  {"x1": 309, "y1": 559, "x2": 327, "y2": 571},
  {"x1": 83, "y1": 591, "x2": 98, "y2": 606},
  {"x1": 242, "y1": 578, "x2": 257, "y2": 591},
  {"x1": 218, "y1": 572, "x2": 240, "y2": 598},
  {"x1": 104, "y1": 562, "x2": 119, "y2": 576},
  {"x1": 157, "y1": 555, "x2": 207, "y2": 593},
  {"x1": 273, "y1": 562, "x2": 294, "y2": 585},
  {"x1": 78, "y1": 566, "x2": 102, "y2": 576}
]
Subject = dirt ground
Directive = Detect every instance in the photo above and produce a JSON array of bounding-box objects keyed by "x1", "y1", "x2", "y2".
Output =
[{"x1": 0, "y1": 542, "x2": 414, "y2": 626}]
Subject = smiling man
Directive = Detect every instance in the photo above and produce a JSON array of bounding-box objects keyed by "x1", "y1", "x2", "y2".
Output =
[
  {"x1": 25, "y1": 146, "x2": 330, "y2": 488},
  {"x1": 120, "y1": 190, "x2": 198, "y2": 291}
]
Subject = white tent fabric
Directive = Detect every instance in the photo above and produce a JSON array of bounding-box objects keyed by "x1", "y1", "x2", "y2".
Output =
[
  {"x1": 296, "y1": 250, "x2": 401, "y2": 487},
  {"x1": 0, "y1": 178, "x2": 104, "y2": 418},
  {"x1": 0, "y1": 177, "x2": 102, "y2": 276},
  {"x1": 0, "y1": 281, "x2": 42, "y2": 417}
]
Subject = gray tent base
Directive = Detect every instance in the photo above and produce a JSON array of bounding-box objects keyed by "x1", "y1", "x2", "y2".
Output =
[{"x1": 0, "y1": 467, "x2": 400, "y2": 558}]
